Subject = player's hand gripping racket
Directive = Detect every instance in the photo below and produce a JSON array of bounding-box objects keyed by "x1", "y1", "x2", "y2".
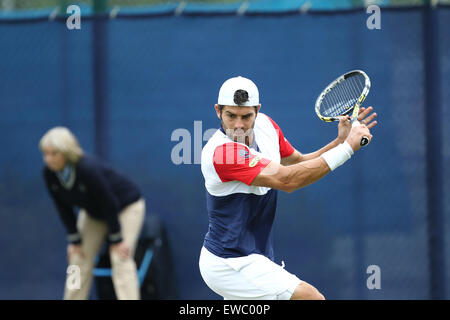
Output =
[{"x1": 315, "y1": 70, "x2": 371, "y2": 147}]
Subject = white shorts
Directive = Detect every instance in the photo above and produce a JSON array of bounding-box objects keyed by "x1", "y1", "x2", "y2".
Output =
[{"x1": 199, "y1": 246, "x2": 302, "y2": 300}]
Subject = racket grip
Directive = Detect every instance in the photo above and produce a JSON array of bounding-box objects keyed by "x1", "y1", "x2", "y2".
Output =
[{"x1": 351, "y1": 120, "x2": 361, "y2": 127}]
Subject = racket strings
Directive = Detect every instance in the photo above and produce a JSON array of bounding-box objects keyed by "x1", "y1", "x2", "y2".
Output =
[{"x1": 321, "y1": 74, "x2": 365, "y2": 117}]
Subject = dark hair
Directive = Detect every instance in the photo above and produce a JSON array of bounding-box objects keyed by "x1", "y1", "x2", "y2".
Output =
[{"x1": 233, "y1": 89, "x2": 249, "y2": 105}]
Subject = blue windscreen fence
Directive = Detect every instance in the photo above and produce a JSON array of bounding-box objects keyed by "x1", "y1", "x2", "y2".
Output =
[{"x1": 0, "y1": 3, "x2": 449, "y2": 299}]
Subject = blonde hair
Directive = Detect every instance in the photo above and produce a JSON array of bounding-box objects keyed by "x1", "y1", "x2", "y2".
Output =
[{"x1": 39, "y1": 127, "x2": 84, "y2": 164}]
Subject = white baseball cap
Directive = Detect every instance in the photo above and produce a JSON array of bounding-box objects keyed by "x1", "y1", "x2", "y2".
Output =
[{"x1": 217, "y1": 76, "x2": 259, "y2": 106}]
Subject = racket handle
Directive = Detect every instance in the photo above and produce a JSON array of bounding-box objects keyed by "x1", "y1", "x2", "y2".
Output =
[{"x1": 352, "y1": 120, "x2": 370, "y2": 147}]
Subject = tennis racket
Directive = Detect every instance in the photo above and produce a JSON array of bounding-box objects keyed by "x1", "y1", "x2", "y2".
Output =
[{"x1": 315, "y1": 70, "x2": 371, "y2": 147}]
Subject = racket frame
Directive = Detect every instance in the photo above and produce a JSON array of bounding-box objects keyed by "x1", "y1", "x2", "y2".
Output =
[{"x1": 315, "y1": 70, "x2": 371, "y2": 123}]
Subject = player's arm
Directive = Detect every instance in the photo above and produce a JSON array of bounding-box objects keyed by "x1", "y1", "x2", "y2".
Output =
[
  {"x1": 254, "y1": 157, "x2": 330, "y2": 193},
  {"x1": 252, "y1": 124, "x2": 372, "y2": 193},
  {"x1": 281, "y1": 107, "x2": 377, "y2": 166},
  {"x1": 269, "y1": 115, "x2": 342, "y2": 167},
  {"x1": 280, "y1": 141, "x2": 340, "y2": 166}
]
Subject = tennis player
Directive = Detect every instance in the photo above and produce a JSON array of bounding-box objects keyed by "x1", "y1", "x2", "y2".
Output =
[
  {"x1": 199, "y1": 76, "x2": 377, "y2": 300},
  {"x1": 40, "y1": 127, "x2": 145, "y2": 300}
]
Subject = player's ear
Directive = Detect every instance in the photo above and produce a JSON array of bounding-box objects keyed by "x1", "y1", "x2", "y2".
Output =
[
  {"x1": 214, "y1": 104, "x2": 222, "y2": 120},
  {"x1": 256, "y1": 104, "x2": 261, "y2": 115}
]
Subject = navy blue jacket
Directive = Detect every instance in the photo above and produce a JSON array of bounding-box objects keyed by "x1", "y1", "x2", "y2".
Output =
[{"x1": 43, "y1": 155, "x2": 141, "y2": 244}]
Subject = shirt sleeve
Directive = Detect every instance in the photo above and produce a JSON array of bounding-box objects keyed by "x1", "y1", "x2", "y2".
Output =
[
  {"x1": 266, "y1": 116, "x2": 295, "y2": 158},
  {"x1": 43, "y1": 169, "x2": 81, "y2": 244},
  {"x1": 213, "y1": 142, "x2": 271, "y2": 186}
]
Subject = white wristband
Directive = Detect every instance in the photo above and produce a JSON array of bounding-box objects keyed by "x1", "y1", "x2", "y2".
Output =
[{"x1": 321, "y1": 141, "x2": 354, "y2": 171}]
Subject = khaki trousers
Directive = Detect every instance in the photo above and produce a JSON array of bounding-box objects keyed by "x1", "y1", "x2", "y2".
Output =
[{"x1": 64, "y1": 198, "x2": 145, "y2": 300}]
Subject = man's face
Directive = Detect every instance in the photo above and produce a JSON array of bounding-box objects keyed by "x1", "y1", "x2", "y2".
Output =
[{"x1": 215, "y1": 104, "x2": 260, "y2": 143}]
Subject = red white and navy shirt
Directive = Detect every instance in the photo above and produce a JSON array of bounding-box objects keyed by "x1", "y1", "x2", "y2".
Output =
[{"x1": 201, "y1": 113, "x2": 294, "y2": 260}]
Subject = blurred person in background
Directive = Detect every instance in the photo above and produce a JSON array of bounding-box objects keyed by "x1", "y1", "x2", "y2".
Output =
[{"x1": 39, "y1": 127, "x2": 145, "y2": 300}]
